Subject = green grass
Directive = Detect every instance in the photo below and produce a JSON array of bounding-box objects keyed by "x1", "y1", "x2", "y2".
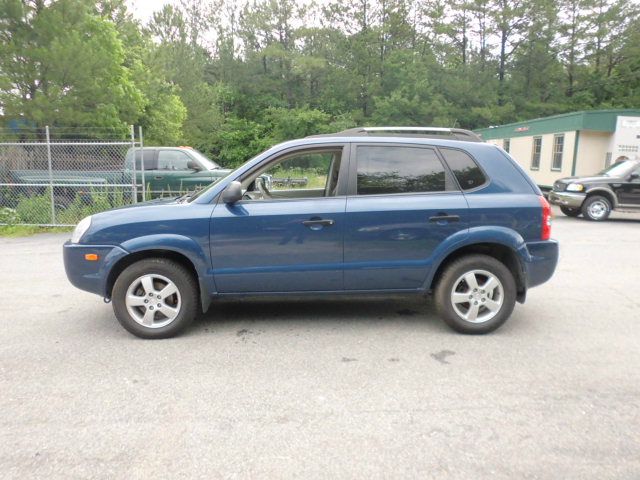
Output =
[
  {"x1": 271, "y1": 167, "x2": 328, "y2": 189},
  {"x1": 0, "y1": 225, "x2": 72, "y2": 237}
]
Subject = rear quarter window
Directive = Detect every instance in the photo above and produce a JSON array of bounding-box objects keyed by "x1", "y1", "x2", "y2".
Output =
[{"x1": 439, "y1": 147, "x2": 487, "y2": 190}]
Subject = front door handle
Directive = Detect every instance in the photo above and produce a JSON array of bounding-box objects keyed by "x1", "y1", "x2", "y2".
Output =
[
  {"x1": 429, "y1": 214, "x2": 460, "y2": 223},
  {"x1": 154, "y1": 176, "x2": 164, "y2": 180},
  {"x1": 302, "y1": 218, "x2": 335, "y2": 228}
]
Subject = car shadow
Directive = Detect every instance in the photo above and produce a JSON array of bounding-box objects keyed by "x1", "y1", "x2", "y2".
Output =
[
  {"x1": 196, "y1": 295, "x2": 445, "y2": 331},
  {"x1": 551, "y1": 206, "x2": 640, "y2": 223},
  {"x1": 604, "y1": 216, "x2": 640, "y2": 223}
]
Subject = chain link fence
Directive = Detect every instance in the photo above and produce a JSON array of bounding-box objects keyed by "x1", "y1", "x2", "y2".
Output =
[{"x1": 0, "y1": 126, "x2": 146, "y2": 226}]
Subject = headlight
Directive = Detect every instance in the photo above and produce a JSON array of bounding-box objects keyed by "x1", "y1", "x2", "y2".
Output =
[
  {"x1": 566, "y1": 183, "x2": 584, "y2": 192},
  {"x1": 71, "y1": 216, "x2": 92, "y2": 243}
]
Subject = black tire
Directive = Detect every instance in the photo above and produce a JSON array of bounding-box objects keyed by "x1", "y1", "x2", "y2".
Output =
[
  {"x1": 112, "y1": 258, "x2": 199, "y2": 339},
  {"x1": 581, "y1": 195, "x2": 611, "y2": 221},
  {"x1": 560, "y1": 206, "x2": 580, "y2": 217},
  {"x1": 434, "y1": 254, "x2": 517, "y2": 334}
]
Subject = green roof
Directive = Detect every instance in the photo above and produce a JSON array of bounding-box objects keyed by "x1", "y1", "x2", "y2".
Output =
[{"x1": 475, "y1": 109, "x2": 640, "y2": 140}]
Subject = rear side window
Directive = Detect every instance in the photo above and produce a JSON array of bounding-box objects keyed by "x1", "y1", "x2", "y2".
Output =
[
  {"x1": 125, "y1": 149, "x2": 157, "y2": 170},
  {"x1": 356, "y1": 145, "x2": 452, "y2": 195},
  {"x1": 439, "y1": 148, "x2": 486, "y2": 190}
]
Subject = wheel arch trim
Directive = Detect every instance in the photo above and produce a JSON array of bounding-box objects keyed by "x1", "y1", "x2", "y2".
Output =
[
  {"x1": 585, "y1": 187, "x2": 617, "y2": 207},
  {"x1": 423, "y1": 226, "x2": 529, "y2": 298},
  {"x1": 106, "y1": 234, "x2": 214, "y2": 312}
]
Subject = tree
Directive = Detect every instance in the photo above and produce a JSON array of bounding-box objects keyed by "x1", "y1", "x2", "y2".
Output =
[
  {"x1": 1, "y1": 0, "x2": 639, "y2": 162},
  {"x1": 0, "y1": 0, "x2": 144, "y2": 134},
  {"x1": 490, "y1": 0, "x2": 530, "y2": 105},
  {"x1": 147, "y1": 3, "x2": 224, "y2": 148}
]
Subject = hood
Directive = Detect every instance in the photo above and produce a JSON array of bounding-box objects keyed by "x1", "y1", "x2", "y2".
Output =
[
  {"x1": 82, "y1": 196, "x2": 205, "y2": 245},
  {"x1": 107, "y1": 196, "x2": 180, "y2": 211},
  {"x1": 89, "y1": 196, "x2": 181, "y2": 225},
  {"x1": 555, "y1": 175, "x2": 612, "y2": 185}
]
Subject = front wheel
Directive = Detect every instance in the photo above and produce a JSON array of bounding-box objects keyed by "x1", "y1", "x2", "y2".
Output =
[
  {"x1": 434, "y1": 254, "x2": 517, "y2": 334},
  {"x1": 112, "y1": 258, "x2": 199, "y2": 339},
  {"x1": 560, "y1": 206, "x2": 580, "y2": 217},
  {"x1": 582, "y1": 195, "x2": 611, "y2": 221}
]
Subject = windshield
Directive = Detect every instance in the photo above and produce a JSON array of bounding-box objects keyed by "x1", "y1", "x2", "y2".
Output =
[
  {"x1": 190, "y1": 149, "x2": 220, "y2": 169},
  {"x1": 187, "y1": 168, "x2": 236, "y2": 202},
  {"x1": 597, "y1": 159, "x2": 639, "y2": 177},
  {"x1": 187, "y1": 144, "x2": 285, "y2": 202},
  {"x1": 187, "y1": 150, "x2": 269, "y2": 203}
]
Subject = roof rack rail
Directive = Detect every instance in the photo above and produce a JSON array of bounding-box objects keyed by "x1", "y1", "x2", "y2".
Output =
[{"x1": 308, "y1": 126, "x2": 483, "y2": 142}]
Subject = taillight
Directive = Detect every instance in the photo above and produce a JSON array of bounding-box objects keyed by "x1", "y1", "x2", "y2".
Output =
[{"x1": 540, "y1": 195, "x2": 552, "y2": 240}]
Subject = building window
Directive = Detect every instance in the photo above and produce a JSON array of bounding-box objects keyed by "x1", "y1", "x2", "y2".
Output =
[
  {"x1": 552, "y1": 134, "x2": 564, "y2": 171},
  {"x1": 531, "y1": 137, "x2": 542, "y2": 170},
  {"x1": 617, "y1": 144, "x2": 638, "y2": 153},
  {"x1": 503, "y1": 139, "x2": 511, "y2": 153}
]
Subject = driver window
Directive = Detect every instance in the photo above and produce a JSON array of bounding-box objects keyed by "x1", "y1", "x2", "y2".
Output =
[
  {"x1": 242, "y1": 149, "x2": 342, "y2": 201},
  {"x1": 157, "y1": 150, "x2": 193, "y2": 170}
]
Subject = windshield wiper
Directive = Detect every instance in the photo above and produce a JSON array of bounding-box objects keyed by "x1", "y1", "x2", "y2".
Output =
[
  {"x1": 177, "y1": 186, "x2": 207, "y2": 202},
  {"x1": 176, "y1": 191, "x2": 195, "y2": 203}
]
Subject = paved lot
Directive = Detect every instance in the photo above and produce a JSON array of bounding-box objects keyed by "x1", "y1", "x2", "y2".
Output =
[{"x1": 1, "y1": 206, "x2": 639, "y2": 479}]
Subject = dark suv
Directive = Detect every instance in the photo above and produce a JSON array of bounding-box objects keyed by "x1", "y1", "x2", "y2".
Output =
[
  {"x1": 549, "y1": 159, "x2": 640, "y2": 221},
  {"x1": 63, "y1": 127, "x2": 559, "y2": 339}
]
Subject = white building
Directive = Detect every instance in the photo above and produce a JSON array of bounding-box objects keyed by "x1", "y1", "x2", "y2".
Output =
[{"x1": 475, "y1": 109, "x2": 640, "y2": 188}]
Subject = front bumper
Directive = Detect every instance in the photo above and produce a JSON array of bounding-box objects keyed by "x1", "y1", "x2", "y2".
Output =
[
  {"x1": 548, "y1": 191, "x2": 585, "y2": 209},
  {"x1": 63, "y1": 241, "x2": 129, "y2": 297}
]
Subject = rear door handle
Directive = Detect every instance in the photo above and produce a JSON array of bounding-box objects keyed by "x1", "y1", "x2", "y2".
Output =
[
  {"x1": 429, "y1": 214, "x2": 460, "y2": 223},
  {"x1": 302, "y1": 219, "x2": 335, "y2": 228}
]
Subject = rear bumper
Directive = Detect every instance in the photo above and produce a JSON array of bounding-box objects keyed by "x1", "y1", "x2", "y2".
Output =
[
  {"x1": 548, "y1": 191, "x2": 585, "y2": 209},
  {"x1": 524, "y1": 239, "x2": 559, "y2": 289},
  {"x1": 63, "y1": 241, "x2": 129, "y2": 297}
]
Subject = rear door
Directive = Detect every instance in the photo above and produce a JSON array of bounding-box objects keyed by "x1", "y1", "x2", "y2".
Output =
[
  {"x1": 344, "y1": 143, "x2": 469, "y2": 291},
  {"x1": 126, "y1": 148, "x2": 158, "y2": 194}
]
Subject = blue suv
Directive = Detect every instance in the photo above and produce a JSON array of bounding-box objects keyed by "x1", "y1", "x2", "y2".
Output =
[{"x1": 63, "y1": 127, "x2": 558, "y2": 338}]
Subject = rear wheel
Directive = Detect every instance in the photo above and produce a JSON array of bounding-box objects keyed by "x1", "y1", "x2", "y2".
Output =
[
  {"x1": 112, "y1": 258, "x2": 198, "y2": 339},
  {"x1": 582, "y1": 195, "x2": 611, "y2": 221},
  {"x1": 560, "y1": 206, "x2": 580, "y2": 217},
  {"x1": 434, "y1": 254, "x2": 517, "y2": 334}
]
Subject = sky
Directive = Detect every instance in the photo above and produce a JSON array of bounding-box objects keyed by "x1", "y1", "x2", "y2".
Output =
[
  {"x1": 127, "y1": 0, "x2": 175, "y2": 22},
  {"x1": 126, "y1": 0, "x2": 330, "y2": 23}
]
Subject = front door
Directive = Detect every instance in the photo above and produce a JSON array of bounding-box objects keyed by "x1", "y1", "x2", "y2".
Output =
[
  {"x1": 151, "y1": 149, "x2": 212, "y2": 195},
  {"x1": 344, "y1": 144, "x2": 469, "y2": 291},
  {"x1": 210, "y1": 146, "x2": 348, "y2": 293},
  {"x1": 616, "y1": 166, "x2": 640, "y2": 206}
]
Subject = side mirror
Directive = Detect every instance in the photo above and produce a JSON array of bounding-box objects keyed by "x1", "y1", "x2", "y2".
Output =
[
  {"x1": 187, "y1": 160, "x2": 201, "y2": 171},
  {"x1": 629, "y1": 172, "x2": 639, "y2": 180},
  {"x1": 222, "y1": 181, "x2": 243, "y2": 204}
]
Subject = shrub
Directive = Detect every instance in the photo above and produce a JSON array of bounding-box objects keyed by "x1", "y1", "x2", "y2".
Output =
[
  {"x1": 16, "y1": 191, "x2": 54, "y2": 224},
  {"x1": 57, "y1": 188, "x2": 129, "y2": 224},
  {"x1": 0, "y1": 207, "x2": 21, "y2": 225}
]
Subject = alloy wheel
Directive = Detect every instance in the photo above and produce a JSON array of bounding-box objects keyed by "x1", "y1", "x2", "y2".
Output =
[
  {"x1": 450, "y1": 269, "x2": 504, "y2": 323},
  {"x1": 125, "y1": 274, "x2": 182, "y2": 328}
]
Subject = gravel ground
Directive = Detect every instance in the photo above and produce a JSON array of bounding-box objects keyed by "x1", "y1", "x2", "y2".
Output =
[{"x1": 1, "y1": 206, "x2": 639, "y2": 479}]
